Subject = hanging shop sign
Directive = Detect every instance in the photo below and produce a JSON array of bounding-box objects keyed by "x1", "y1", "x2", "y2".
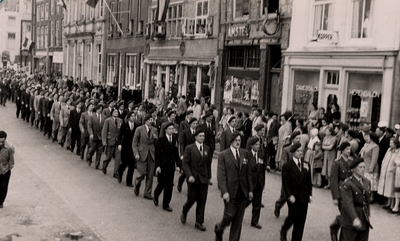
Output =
[
  {"x1": 227, "y1": 23, "x2": 250, "y2": 38},
  {"x1": 350, "y1": 89, "x2": 381, "y2": 98},
  {"x1": 317, "y1": 30, "x2": 339, "y2": 44}
]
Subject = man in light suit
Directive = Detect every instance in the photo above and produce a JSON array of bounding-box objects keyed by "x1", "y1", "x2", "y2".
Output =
[
  {"x1": 50, "y1": 95, "x2": 63, "y2": 142},
  {"x1": 180, "y1": 128, "x2": 212, "y2": 231},
  {"x1": 79, "y1": 102, "x2": 94, "y2": 160},
  {"x1": 179, "y1": 110, "x2": 194, "y2": 134},
  {"x1": 58, "y1": 97, "x2": 74, "y2": 147},
  {"x1": 280, "y1": 143, "x2": 312, "y2": 241},
  {"x1": 176, "y1": 95, "x2": 187, "y2": 124},
  {"x1": 87, "y1": 104, "x2": 106, "y2": 169},
  {"x1": 219, "y1": 116, "x2": 237, "y2": 151},
  {"x1": 102, "y1": 99, "x2": 115, "y2": 118},
  {"x1": 215, "y1": 131, "x2": 253, "y2": 241},
  {"x1": 132, "y1": 114, "x2": 158, "y2": 199},
  {"x1": 154, "y1": 122, "x2": 181, "y2": 212},
  {"x1": 102, "y1": 108, "x2": 123, "y2": 176}
]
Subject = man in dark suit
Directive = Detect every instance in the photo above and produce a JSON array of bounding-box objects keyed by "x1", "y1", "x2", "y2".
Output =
[
  {"x1": 247, "y1": 137, "x2": 267, "y2": 229},
  {"x1": 154, "y1": 122, "x2": 181, "y2": 212},
  {"x1": 179, "y1": 110, "x2": 194, "y2": 134},
  {"x1": 177, "y1": 117, "x2": 198, "y2": 192},
  {"x1": 339, "y1": 158, "x2": 372, "y2": 241},
  {"x1": 87, "y1": 104, "x2": 106, "y2": 169},
  {"x1": 215, "y1": 131, "x2": 253, "y2": 241},
  {"x1": 79, "y1": 102, "x2": 94, "y2": 160},
  {"x1": 266, "y1": 112, "x2": 279, "y2": 170},
  {"x1": 181, "y1": 128, "x2": 212, "y2": 231},
  {"x1": 132, "y1": 114, "x2": 158, "y2": 199},
  {"x1": 102, "y1": 108, "x2": 123, "y2": 176},
  {"x1": 116, "y1": 100, "x2": 126, "y2": 121},
  {"x1": 219, "y1": 116, "x2": 237, "y2": 151},
  {"x1": 280, "y1": 143, "x2": 312, "y2": 241},
  {"x1": 132, "y1": 104, "x2": 143, "y2": 126},
  {"x1": 199, "y1": 111, "x2": 216, "y2": 185},
  {"x1": 117, "y1": 111, "x2": 137, "y2": 187},
  {"x1": 159, "y1": 111, "x2": 178, "y2": 138},
  {"x1": 45, "y1": 93, "x2": 54, "y2": 139},
  {"x1": 239, "y1": 113, "x2": 252, "y2": 149},
  {"x1": 375, "y1": 126, "x2": 389, "y2": 204},
  {"x1": 41, "y1": 92, "x2": 50, "y2": 137},
  {"x1": 23, "y1": 87, "x2": 31, "y2": 123},
  {"x1": 68, "y1": 101, "x2": 83, "y2": 155}
]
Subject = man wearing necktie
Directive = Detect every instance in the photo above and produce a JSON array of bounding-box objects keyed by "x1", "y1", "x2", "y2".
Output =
[
  {"x1": 215, "y1": 131, "x2": 253, "y2": 241},
  {"x1": 219, "y1": 116, "x2": 237, "y2": 151},
  {"x1": 79, "y1": 102, "x2": 94, "y2": 160},
  {"x1": 339, "y1": 157, "x2": 372, "y2": 241},
  {"x1": 68, "y1": 101, "x2": 83, "y2": 155},
  {"x1": 280, "y1": 143, "x2": 313, "y2": 241},
  {"x1": 198, "y1": 111, "x2": 216, "y2": 185},
  {"x1": 102, "y1": 108, "x2": 123, "y2": 177},
  {"x1": 87, "y1": 104, "x2": 106, "y2": 169},
  {"x1": 181, "y1": 128, "x2": 212, "y2": 231},
  {"x1": 177, "y1": 117, "x2": 198, "y2": 192},
  {"x1": 154, "y1": 122, "x2": 181, "y2": 212},
  {"x1": 117, "y1": 112, "x2": 138, "y2": 187}
]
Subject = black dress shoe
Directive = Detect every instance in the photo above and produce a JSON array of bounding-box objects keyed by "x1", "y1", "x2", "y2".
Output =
[
  {"x1": 177, "y1": 185, "x2": 182, "y2": 193},
  {"x1": 144, "y1": 195, "x2": 153, "y2": 200},
  {"x1": 261, "y1": 203, "x2": 265, "y2": 208},
  {"x1": 251, "y1": 223, "x2": 262, "y2": 229},
  {"x1": 208, "y1": 180, "x2": 213, "y2": 185},
  {"x1": 280, "y1": 228, "x2": 287, "y2": 241},
  {"x1": 87, "y1": 160, "x2": 92, "y2": 166},
  {"x1": 180, "y1": 212, "x2": 187, "y2": 224},
  {"x1": 102, "y1": 168, "x2": 107, "y2": 175},
  {"x1": 0, "y1": 204, "x2": 3, "y2": 208},
  {"x1": 163, "y1": 206, "x2": 173, "y2": 212},
  {"x1": 195, "y1": 222, "x2": 206, "y2": 231},
  {"x1": 153, "y1": 196, "x2": 159, "y2": 206},
  {"x1": 274, "y1": 209, "x2": 280, "y2": 218},
  {"x1": 118, "y1": 176, "x2": 122, "y2": 183},
  {"x1": 126, "y1": 184, "x2": 134, "y2": 187},
  {"x1": 134, "y1": 187, "x2": 139, "y2": 196},
  {"x1": 214, "y1": 225, "x2": 223, "y2": 241}
]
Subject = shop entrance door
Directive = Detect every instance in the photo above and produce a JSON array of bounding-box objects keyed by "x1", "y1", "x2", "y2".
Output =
[{"x1": 323, "y1": 88, "x2": 338, "y2": 114}]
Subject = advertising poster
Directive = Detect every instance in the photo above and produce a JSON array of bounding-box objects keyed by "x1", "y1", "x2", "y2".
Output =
[
  {"x1": 251, "y1": 80, "x2": 259, "y2": 103},
  {"x1": 223, "y1": 76, "x2": 233, "y2": 103},
  {"x1": 359, "y1": 100, "x2": 369, "y2": 118}
]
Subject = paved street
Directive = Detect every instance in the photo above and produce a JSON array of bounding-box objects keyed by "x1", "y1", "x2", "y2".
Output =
[{"x1": 0, "y1": 103, "x2": 399, "y2": 241}]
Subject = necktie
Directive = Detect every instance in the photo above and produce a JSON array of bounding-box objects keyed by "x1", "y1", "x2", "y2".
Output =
[
  {"x1": 298, "y1": 160, "x2": 301, "y2": 170},
  {"x1": 254, "y1": 153, "x2": 257, "y2": 162},
  {"x1": 200, "y1": 145, "x2": 203, "y2": 156},
  {"x1": 169, "y1": 136, "x2": 172, "y2": 143},
  {"x1": 115, "y1": 118, "x2": 117, "y2": 127},
  {"x1": 236, "y1": 149, "x2": 240, "y2": 163},
  {"x1": 148, "y1": 127, "x2": 151, "y2": 138},
  {"x1": 130, "y1": 122, "x2": 133, "y2": 130},
  {"x1": 208, "y1": 123, "x2": 211, "y2": 130}
]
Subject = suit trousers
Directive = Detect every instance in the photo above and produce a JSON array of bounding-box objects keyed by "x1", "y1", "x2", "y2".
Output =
[
  {"x1": 30, "y1": 110, "x2": 35, "y2": 125},
  {"x1": 275, "y1": 187, "x2": 286, "y2": 212},
  {"x1": 52, "y1": 121, "x2": 60, "y2": 141},
  {"x1": 25, "y1": 108, "x2": 30, "y2": 123},
  {"x1": 154, "y1": 171, "x2": 175, "y2": 208},
  {"x1": 70, "y1": 131, "x2": 81, "y2": 154},
  {"x1": 57, "y1": 126, "x2": 68, "y2": 144},
  {"x1": 135, "y1": 154, "x2": 155, "y2": 197},
  {"x1": 178, "y1": 172, "x2": 187, "y2": 189},
  {"x1": 0, "y1": 171, "x2": 11, "y2": 205},
  {"x1": 118, "y1": 148, "x2": 135, "y2": 185},
  {"x1": 216, "y1": 187, "x2": 247, "y2": 241},
  {"x1": 102, "y1": 145, "x2": 121, "y2": 175},
  {"x1": 87, "y1": 139, "x2": 103, "y2": 168},
  {"x1": 182, "y1": 183, "x2": 209, "y2": 224},
  {"x1": 16, "y1": 103, "x2": 21, "y2": 118},
  {"x1": 340, "y1": 227, "x2": 369, "y2": 241},
  {"x1": 282, "y1": 202, "x2": 309, "y2": 241},
  {"x1": 80, "y1": 135, "x2": 90, "y2": 159},
  {"x1": 268, "y1": 141, "x2": 277, "y2": 170},
  {"x1": 330, "y1": 203, "x2": 343, "y2": 241},
  {"x1": 251, "y1": 181, "x2": 264, "y2": 225}
]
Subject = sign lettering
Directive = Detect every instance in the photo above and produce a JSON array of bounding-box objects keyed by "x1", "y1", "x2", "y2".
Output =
[
  {"x1": 227, "y1": 24, "x2": 249, "y2": 38},
  {"x1": 350, "y1": 89, "x2": 381, "y2": 98},
  {"x1": 296, "y1": 85, "x2": 318, "y2": 92}
]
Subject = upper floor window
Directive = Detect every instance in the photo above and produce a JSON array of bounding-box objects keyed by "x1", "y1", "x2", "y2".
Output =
[
  {"x1": 37, "y1": 6, "x2": 40, "y2": 21},
  {"x1": 166, "y1": 4, "x2": 183, "y2": 37},
  {"x1": 234, "y1": 0, "x2": 250, "y2": 19},
  {"x1": 195, "y1": 1, "x2": 208, "y2": 35},
  {"x1": 51, "y1": 0, "x2": 54, "y2": 15},
  {"x1": 41, "y1": 5, "x2": 44, "y2": 20},
  {"x1": 45, "y1": 3, "x2": 49, "y2": 20},
  {"x1": 8, "y1": 16, "x2": 16, "y2": 26},
  {"x1": 261, "y1": 0, "x2": 279, "y2": 16},
  {"x1": 351, "y1": 0, "x2": 372, "y2": 38},
  {"x1": 312, "y1": 0, "x2": 333, "y2": 38},
  {"x1": 8, "y1": 33, "x2": 16, "y2": 40}
]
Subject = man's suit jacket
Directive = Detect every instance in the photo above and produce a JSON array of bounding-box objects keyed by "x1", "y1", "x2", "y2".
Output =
[
  {"x1": 153, "y1": 117, "x2": 162, "y2": 134},
  {"x1": 199, "y1": 121, "x2": 216, "y2": 153},
  {"x1": 282, "y1": 157, "x2": 312, "y2": 204},
  {"x1": 220, "y1": 127, "x2": 234, "y2": 152},
  {"x1": 29, "y1": 95, "x2": 35, "y2": 111},
  {"x1": 155, "y1": 135, "x2": 181, "y2": 175},
  {"x1": 60, "y1": 105, "x2": 74, "y2": 127},
  {"x1": 50, "y1": 101, "x2": 61, "y2": 122},
  {"x1": 330, "y1": 156, "x2": 352, "y2": 200},
  {"x1": 239, "y1": 118, "x2": 252, "y2": 149},
  {"x1": 102, "y1": 117, "x2": 123, "y2": 146},
  {"x1": 182, "y1": 143, "x2": 212, "y2": 184},
  {"x1": 133, "y1": 114, "x2": 143, "y2": 126},
  {"x1": 179, "y1": 119, "x2": 190, "y2": 134},
  {"x1": 267, "y1": 119, "x2": 279, "y2": 142},
  {"x1": 34, "y1": 95, "x2": 41, "y2": 113},
  {"x1": 79, "y1": 111, "x2": 93, "y2": 138},
  {"x1": 132, "y1": 124, "x2": 158, "y2": 162},
  {"x1": 87, "y1": 113, "x2": 106, "y2": 141},
  {"x1": 217, "y1": 148, "x2": 253, "y2": 200},
  {"x1": 68, "y1": 109, "x2": 82, "y2": 138},
  {"x1": 47, "y1": 99, "x2": 54, "y2": 118},
  {"x1": 42, "y1": 98, "x2": 50, "y2": 118},
  {"x1": 179, "y1": 129, "x2": 196, "y2": 157},
  {"x1": 118, "y1": 121, "x2": 137, "y2": 152},
  {"x1": 160, "y1": 116, "x2": 169, "y2": 124},
  {"x1": 102, "y1": 107, "x2": 113, "y2": 119},
  {"x1": 248, "y1": 150, "x2": 267, "y2": 189},
  {"x1": 340, "y1": 176, "x2": 372, "y2": 231}
]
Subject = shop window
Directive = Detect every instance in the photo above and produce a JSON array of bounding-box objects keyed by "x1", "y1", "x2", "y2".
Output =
[
  {"x1": 223, "y1": 76, "x2": 258, "y2": 106},
  {"x1": 292, "y1": 70, "x2": 320, "y2": 121},
  {"x1": 351, "y1": 0, "x2": 372, "y2": 38},
  {"x1": 228, "y1": 47, "x2": 245, "y2": 68},
  {"x1": 187, "y1": 66, "x2": 197, "y2": 100},
  {"x1": 261, "y1": 0, "x2": 279, "y2": 16},
  {"x1": 326, "y1": 71, "x2": 339, "y2": 85},
  {"x1": 312, "y1": 0, "x2": 333, "y2": 38},
  {"x1": 201, "y1": 67, "x2": 211, "y2": 98},
  {"x1": 234, "y1": 0, "x2": 250, "y2": 19},
  {"x1": 246, "y1": 47, "x2": 261, "y2": 68},
  {"x1": 149, "y1": 65, "x2": 158, "y2": 99},
  {"x1": 107, "y1": 55, "x2": 116, "y2": 85}
]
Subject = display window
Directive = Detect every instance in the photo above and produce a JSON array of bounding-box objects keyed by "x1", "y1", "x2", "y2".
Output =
[
  {"x1": 223, "y1": 75, "x2": 258, "y2": 106},
  {"x1": 292, "y1": 70, "x2": 319, "y2": 121},
  {"x1": 346, "y1": 72, "x2": 382, "y2": 129}
]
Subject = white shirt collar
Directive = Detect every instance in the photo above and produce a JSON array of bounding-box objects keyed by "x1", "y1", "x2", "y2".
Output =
[
  {"x1": 230, "y1": 146, "x2": 239, "y2": 157},
  {"x1": 195, "y1": 141, "x2": 203, "y2": 150},
  {"x1": 251, "y1": 150, "x2": 257, "y2": 157}
]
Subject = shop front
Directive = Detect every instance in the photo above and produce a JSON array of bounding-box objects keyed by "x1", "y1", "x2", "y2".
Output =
[{"x1": 282, "y1": 51, "x2": 396, "y2": 128}]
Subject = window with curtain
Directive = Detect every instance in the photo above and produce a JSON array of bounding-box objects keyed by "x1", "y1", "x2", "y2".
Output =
[
  {"x1": 351, "y1": 0, "x2": 372, "y2": 38},
  {"x1": 312, "y1": 0, "x2": 333, "y2": 38},
  {"x1": 50, "y1": 21, "x2": 54, "y2": 46}
]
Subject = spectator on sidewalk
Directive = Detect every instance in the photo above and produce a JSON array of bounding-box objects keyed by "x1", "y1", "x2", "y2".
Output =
[{"x1": 0, "y1": 131, "x2": 14, "y2": 209}]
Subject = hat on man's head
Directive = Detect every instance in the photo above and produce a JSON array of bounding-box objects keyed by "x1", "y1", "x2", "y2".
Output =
[
  {"x1": 167, "y1": 110, "x2": 176, "y2": 117},
  {"x1": 349, "y1": 157, "x2": 364, "y2": 169},
  {"x1": 386, "y1": 128, "x2": 396, "y2": 135},
  {"x1": 290, "y1": 143, "x2": 302, "y2": 153},
  {"x1": 189, "y1": 117, "x2": 197, "y2": 125},
  {"x1": 338, "y1": 141, "x2": 351, "y2": 151},
  {"x1": 117, "y1": 100, "x2": 125, "y2": 108},
  {"x1": 248, "y1": 137, "x2": 260, "y2": 147},
  {"x1": 254, "y1": 124, "x2": 264, "y2": 132},
  {"x1": 194, "y1": 128, "x2": 205, "y2": 136},
  {"x1": 229, "y1": 131, "x2": 241, "y2": 143},
  {"x1": 228, "y1": 116, "x2": 236, "y2": 124},
  {"x1": 164, "y1": 122, "x2": 174, "y2": 130},
  {"x1": 204, "y1": 110, "x2": 213, "y2": 118},
  {"x1": 127, "y1": 100, "x2": 134, "y2": 106},
  {"x1": 148, "y1": 108, "x2": 157, "y2": 115},
  {"x1": 143, "y1": 114, "x2": 153, "y2": 123},
  {"x1": 107, "y1": 98, "x2": 115, "y2": 105},
  {"x1": 290, "y1": 131, "x2": 301, "y2": 140}
]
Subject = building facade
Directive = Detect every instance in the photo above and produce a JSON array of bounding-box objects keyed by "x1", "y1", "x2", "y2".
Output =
[
  {"x1": 216, "y1": 0, "x2": 292, "y2": 114},
  {"x1": 63, "y1": 0, "x2": 105, "y2": 84},
  {"x1": 143, "y1": 0, "x2": 220, "y2": 106},
  {"x1": 33, "y1": 0, "x2": 63, "y2": 76},
  {"x1": 0, "y1": 0, "x2": 32, "y2": 70},
  {"x1": 283, "y1": 0, "x2": 400, "y2": 128},
  {"x1": 104, "y1": 0, "x2": 148, "y2": 97}
]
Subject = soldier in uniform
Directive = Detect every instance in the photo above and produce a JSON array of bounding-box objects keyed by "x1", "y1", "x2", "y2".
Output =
[
  {"x1": 339, "y1": 157, "x2": 372, "y2": 241},
  {"x1": 329, "y1": 141, "x2": 353, "y2": 241}
]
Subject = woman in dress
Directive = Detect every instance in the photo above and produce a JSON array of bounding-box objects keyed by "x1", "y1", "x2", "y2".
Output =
[
  {"x1": 322, "y1": 127, "x2": 337, "y2": 189},
  {"x1": 378, "y1": 137, "x2": 400, "y2": 210},
  {"x1": 293, "y1": 118, "x2": 304, "y2": 134},
  {"x1": 304, "y1": 128, "x2": 320, "y2": 185},
  {"x1": 308, "y1": 103, "x2": 319, "y2": 126},
  {"x1": 276, "y1": 114, "x2": 292, "y2": 170},
  {"x1": 392, "y1": 150, "x2": 400, "y2": 213},
  {"x1": 359, "y1": 132, "x2": 380, "y2": 202},
  {"x1": 319, "y1": 117, "x2": 330, "y2": 142}
]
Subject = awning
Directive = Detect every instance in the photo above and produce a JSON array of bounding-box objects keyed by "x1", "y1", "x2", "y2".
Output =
[
  {"x1": 143, "y1": 59, "x2": 177, "y2": 65},
  {"x1": 180, "y1": 60, "x2": 212, "y2": 67},
  {"x1": 33, "y1": 55, "x2": 46, "y2": 59}
]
